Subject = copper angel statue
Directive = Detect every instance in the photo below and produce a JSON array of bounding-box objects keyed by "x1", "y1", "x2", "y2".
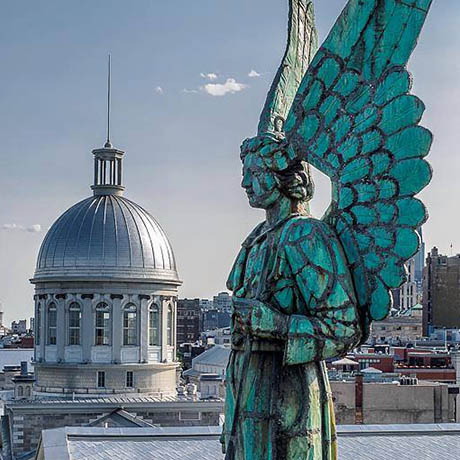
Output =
[{"x1": 222, "y1": 0, "x2": 433, "y2": 459}]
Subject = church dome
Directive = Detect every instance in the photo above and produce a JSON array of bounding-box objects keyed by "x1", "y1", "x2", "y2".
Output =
[{"x1": 34, "y1": 194, "x2": 179, "y2": 283}]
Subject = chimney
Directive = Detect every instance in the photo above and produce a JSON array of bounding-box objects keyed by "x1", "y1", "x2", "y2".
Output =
[{"x1": 355, "y1": 373, "x2": 364, "y2": 424}]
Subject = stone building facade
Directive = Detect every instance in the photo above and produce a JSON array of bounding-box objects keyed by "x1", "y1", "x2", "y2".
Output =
[
  {"x1": 3, "y1": 397, "x2": 223, "y2": 457},
  {"x1": 331, "y1": 380, "x2": 452, "y2": 425},
  {"x1": 30, "y1": 137, "x2": 182, "y2": 396}
]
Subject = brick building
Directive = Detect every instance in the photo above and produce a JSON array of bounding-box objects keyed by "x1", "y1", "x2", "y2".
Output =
[
  {"x1": 177, "y1": 299, "x2": 202, "y2": 345},
  {"x1": 423, "y1": 247, "x2": 460, "y2": 334}
]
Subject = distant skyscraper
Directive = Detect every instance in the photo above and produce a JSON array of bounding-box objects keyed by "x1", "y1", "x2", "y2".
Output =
[
  {"x1": 393, "y1": 227, "x2": 424, "y2": 312},
  {"x1": 423, "y1": 246, "x2": 460, "y2": 335},
  {"x1": 177, "y1": 299, "x2": 201, "y2": 345}
]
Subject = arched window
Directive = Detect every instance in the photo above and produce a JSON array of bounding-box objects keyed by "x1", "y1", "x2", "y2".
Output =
[
  {"x1": 167, "y1": 304, "x2": 173, "y2": 346},
  {"x1": 149, "y1": 304, "x2": 160, "y2": 346},
  {"x1": 68, "y1": 302, "x2": 81, "y2": 345},
  {"x1": 95, "y1": 303, "x2": 111, "y2": 346},
  {"x1": 47, "y1": 303, "x2": 57, "y2": 345},
  {"x1": 36, "y1": 304, "x2": 41, "y2": 345},
  {"x1": 17, "y1": 386, "x2": 23, "y2": 397},
  {"x1": 123, "y1": 304, "x2": 137, "y2": 346},
  {"x1": 25, "y1": 386, "x2": 31, "y2": 397}
]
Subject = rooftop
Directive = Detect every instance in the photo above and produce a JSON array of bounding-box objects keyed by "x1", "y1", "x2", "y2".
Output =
[
  {"x1": 35, "y1": 424, "x2": 460, "y2": 460},
  {"x1": 33, "y1": 195, "x2": 179, "y2": 283}
]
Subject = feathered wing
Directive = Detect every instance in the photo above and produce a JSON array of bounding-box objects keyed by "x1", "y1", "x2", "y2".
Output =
[
  {"x1": 258, "y1": 0, "x2": 318, "y2": 135},
  {"x1": 284, "y1": 0, "x2": 433, "y2": 338}
]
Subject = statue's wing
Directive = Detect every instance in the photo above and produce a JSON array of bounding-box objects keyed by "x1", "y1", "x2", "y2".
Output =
[
  {"x1": 258, "y1": 0, "x2": 318, "y2": 135},
  {"x1": 285, "y1": 0, "x2": 433, "y2": 337}
]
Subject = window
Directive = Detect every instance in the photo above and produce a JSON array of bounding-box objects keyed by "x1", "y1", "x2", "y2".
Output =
[
  {"x1": 68, "y1": 302, "x2": 81, "y2": 345},
  {"x1": 123, "y1": 304, "x2": 138, "y2": 346},
  {"x1": 36, "y1": 304, "x2": 41, "y2": 345},
  {"x1": 95, "y1": 303, "x2": 111, "y2": 346},
  {"x1": 126, "y1": 371, "x2": 134, "y2": 388},
  {"x1": 25, "y1": 387, "x2": 31, "y2": 397},
  {"x1": 167, "y1": 304, "x2": 173, "y2": 346},
  {"x1": 17, "y1": 386, "x2": 23, "y2": 397},
  {"x1": 149, "y1": 304, "x2": 160, "y2": 346},
  {"x1": 47, "y1": 303, "x2": 57, "y2": 345},
  {"x1": 97, "y1": 371, "x2": 105, "y2": 388}
]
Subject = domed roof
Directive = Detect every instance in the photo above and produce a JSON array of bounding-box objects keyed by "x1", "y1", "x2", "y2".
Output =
[{"x1": 34, "y1": 195, "x2": 180, "y2": 283}]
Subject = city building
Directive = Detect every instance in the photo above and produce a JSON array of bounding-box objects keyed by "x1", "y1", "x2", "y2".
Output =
[
  {"x1": 177, "y1": 299, "x2": 201, "y2": 345},
  {"x1": 202, "y1": 310, "x2": 230, "y2": 331},
  {"x1": 423, "y1": 247, "x2": 460, "y2": 334},
  {"x1": 4, "y1": 396, "x2": 223, "y2": 457},
  {"x1": 199, "y1": 299, "x2": 213, "y2": 311},
  {"x1": 183, "y1": 345, "x2": 230, "y2": 398},
  {"x1": 201, "y1": 327, "x2": 231, "y2": 346},
  {"x1": 212, "y1": 292, "x2": 232, "y2": 313},
  {"x1": 11, "y1": 320, "x2": 27, "y2": 335},
  {"x1": 0, "y1": 108, "x2": 228, "y2": 458},
  {"x1": 392, "y1": 228, "x2": 425, "y2": 312},
  {"x1": 30, "y1": 133, "x2": 181, "y2": 396},
  {"x1": 331, "y1": 378, "x2": 456, "y2": 424},
  {"x1": 369, "y1": 304, "x2": 423, "y2": 344}
]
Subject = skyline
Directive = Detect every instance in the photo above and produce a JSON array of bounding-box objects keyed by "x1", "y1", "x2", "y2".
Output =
[{"x1": 1, "y1": 0, "x2": 459, "y2": 323}]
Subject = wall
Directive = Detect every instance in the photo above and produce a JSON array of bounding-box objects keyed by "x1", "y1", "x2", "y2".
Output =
[
  {"x1": 331, "y1": 381, "x2": 450, "y2": 425},
  {"x1": 4, "y1": 399, "x2": 223, "y2": 457},
  {"x1": 34, "y1": 362, "x2": 178, "y2": 395}
]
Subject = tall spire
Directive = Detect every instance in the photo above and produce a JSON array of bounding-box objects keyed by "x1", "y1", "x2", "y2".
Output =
[
  {"x1": 105, "y1": 54, "x2": 112, "y2": 149},
  {"x1": 91, "y1": 54, "x2": 125, "y2": 197}
]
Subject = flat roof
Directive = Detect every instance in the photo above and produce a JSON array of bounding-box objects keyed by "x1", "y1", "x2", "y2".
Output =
[{"x1": 36, "y1": 424, "x2": 460, "y2": 460}]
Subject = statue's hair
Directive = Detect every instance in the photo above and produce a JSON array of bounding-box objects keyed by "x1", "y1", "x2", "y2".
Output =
[
  {"x1": 240, "y1": 135, "x2": 314, "y2": 202},
  {"x1": 275, "y1": 160, "x2": 315, "y2": 202}
]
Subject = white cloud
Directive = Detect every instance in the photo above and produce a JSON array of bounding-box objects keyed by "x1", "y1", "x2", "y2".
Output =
[
  {"x1": 200, "y1": 73, "x2": 218, "y2": 81},
  {"x1": 248, "y1": 70, "x2": 261, "y2": 78},
  {"x1": 27, "y1": 224, "x2": 42, "y2": 233},
  {"x1": 182, "y1": 88, "x2": 199, "y2": 94},
  {"x1": 155, "y1": 86, "x2": 164, "y2": 95},
  {"x1": 2, "y1": 223, "x2": 42, "y2": 233},
  {"x1": 202, "y1": 78, "x2": 248, "y2": 97}
]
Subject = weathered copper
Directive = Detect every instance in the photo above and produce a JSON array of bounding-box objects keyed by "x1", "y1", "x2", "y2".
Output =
[{"x1": 222, "y1": 0, "x2": 433, "y2": 458}]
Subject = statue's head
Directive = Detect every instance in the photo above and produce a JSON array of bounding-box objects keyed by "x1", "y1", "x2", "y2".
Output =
[{"x1": 240, "y1": 134, "x2": 314, "y2": 210}]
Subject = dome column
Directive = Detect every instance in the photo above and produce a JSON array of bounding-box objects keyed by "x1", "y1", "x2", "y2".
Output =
[
  {"x1": 139, "y1": 295, "x2": 149, "y2": 363},
  {"x1": 160, "y1": 296, "x2": 168, "y2": 362},
  {"x1": 81, "y1": 295, "x2": 93, "y2": 363},
  {"x1": 39, "y1": 298, "x2": 46, "y2": 362},
  {"x1": 112, "y1": 295, "x2": 123, "y2": 363},
  {"x1": 56, "y1": 296, "x2": 66, "y2": 363}
]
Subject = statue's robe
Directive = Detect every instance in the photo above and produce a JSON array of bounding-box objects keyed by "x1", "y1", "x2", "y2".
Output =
[{"x1": 223, "y1": 215, "x2": 362, "y2": 460}]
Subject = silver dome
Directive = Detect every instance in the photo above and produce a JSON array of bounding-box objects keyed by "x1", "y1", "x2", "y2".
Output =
[{"x1": 34, "y1": 195, "x2": 180, "y2": 283}]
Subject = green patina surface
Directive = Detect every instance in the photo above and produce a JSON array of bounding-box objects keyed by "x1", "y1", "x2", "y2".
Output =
[{"x1": 223, "y1": 1, "x2": 433, "y2": 458}]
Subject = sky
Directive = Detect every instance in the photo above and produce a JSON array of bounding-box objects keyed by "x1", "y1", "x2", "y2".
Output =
[{"x1": 0, "y1": 0, "x2": 459, "y2": 324}]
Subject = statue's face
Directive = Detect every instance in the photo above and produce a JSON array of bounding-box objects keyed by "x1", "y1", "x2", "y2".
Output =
[{"x1": 241, "y1": 152, "x2": 280, "y2": 209}]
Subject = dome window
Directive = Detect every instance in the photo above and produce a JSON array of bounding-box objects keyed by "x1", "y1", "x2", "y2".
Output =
[
  {"x1": 95, "y1": 303, "x2": 111, "y2": 346},
  {"x1": 123, "y1": 304, "x2": 138, "y2": 346},
  {"x1": 149, "y1": 304, "x2": 160, "y2": 346},
  {"x1": 167, "y1": 304, "x2": 173, "y2": 346},
  {"x1": 47, "y1": 303, "x2": 57, "y2": 345},
  {"x1": 68, "y1": 303, "x2": 81, "y2": 346}
]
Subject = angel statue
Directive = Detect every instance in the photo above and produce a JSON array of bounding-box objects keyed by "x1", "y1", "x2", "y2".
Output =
[{"x1": 222, "y1": 0, "x2": 433, "y2": 459}]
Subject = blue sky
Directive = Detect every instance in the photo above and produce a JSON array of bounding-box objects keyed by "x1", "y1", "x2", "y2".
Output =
[{"x1": 0, "y1": 0, "x2": 459, "y2": 323}]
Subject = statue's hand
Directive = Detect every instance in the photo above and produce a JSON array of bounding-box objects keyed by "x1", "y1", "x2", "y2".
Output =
[{"x1": 233, "y1": 297, "x2": 288, "y2": 340}]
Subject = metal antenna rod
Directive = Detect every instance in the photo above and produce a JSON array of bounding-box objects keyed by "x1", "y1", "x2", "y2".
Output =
[{"x1": 106, "y1": 54, "x2": 111, "y2": 146}]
